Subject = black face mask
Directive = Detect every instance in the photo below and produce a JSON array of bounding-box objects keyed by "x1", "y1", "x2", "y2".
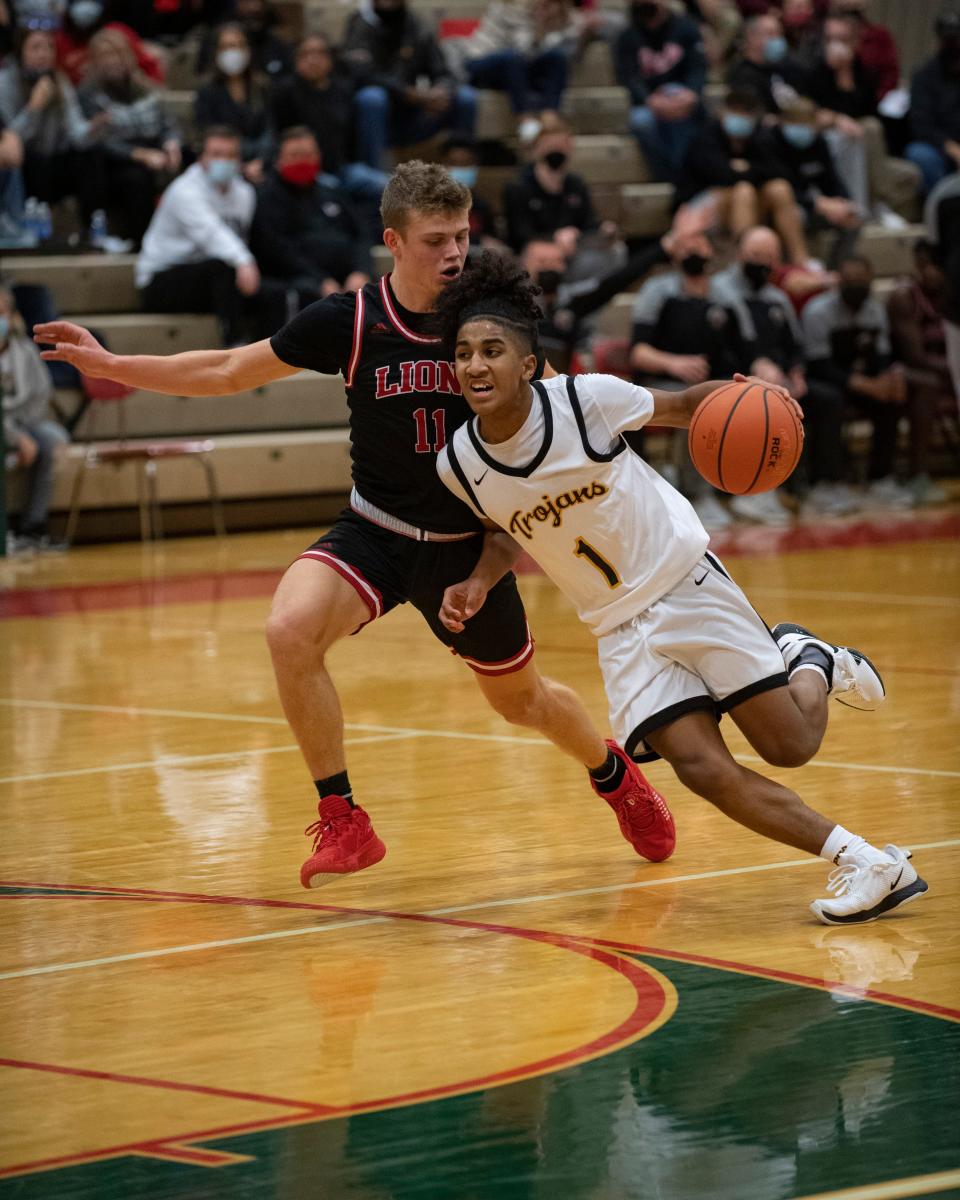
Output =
[
  {"x1": 840, "y1": 283, "x2": 870, "y2": 310},
  {"x1": 743, "y1": 261, "x2": 772, "y2": 289},
  {"x1": 374, "y1": 4, "x2": 406, "y2": 24},
  {"x1": 631, "y1": 1, "x2": 659, "y2": 24},
  {"x1": 536, "y1": 269, "x2": 563, "y2": 295},
  {"x1": 542, "y1": 150, "x2": 567, "y2": 171},
  {"x1": 680, "y1": 253, "x2": 709, "y2": 277}
]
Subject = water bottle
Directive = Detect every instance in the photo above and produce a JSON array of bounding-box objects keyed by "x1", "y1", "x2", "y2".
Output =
[
  {"x1": 23, "y1": 198, "x2": 41, "y2": 244},
  {"x1": 37, "y1": 201, "x2": 52, "y2": 243},
  {"x1": 89, "y1": 209, "x2": 108, "y2": 250}
]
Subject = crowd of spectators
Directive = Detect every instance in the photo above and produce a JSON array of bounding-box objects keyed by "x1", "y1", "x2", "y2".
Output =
[{"x1": 0, "y1": 0, "x2": 957, "y2": 551}]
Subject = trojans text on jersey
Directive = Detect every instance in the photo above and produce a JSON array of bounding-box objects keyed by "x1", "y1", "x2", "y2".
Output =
[
  {"x1": 509, "y1": 482, "x2": 609, "y2": 541},
  {"x1": 374, "y1": 360, "x2": 461, "y2": 399}
]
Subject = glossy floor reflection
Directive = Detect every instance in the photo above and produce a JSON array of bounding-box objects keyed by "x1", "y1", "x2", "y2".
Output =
[{"x1": 1, "y1": 520, "x2": 958, "y2": 1200}]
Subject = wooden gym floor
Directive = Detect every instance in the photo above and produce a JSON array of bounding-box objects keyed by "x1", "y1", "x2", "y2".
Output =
[{"x1": 1, "y1": 511, "x2": 958, "y2": 1200}]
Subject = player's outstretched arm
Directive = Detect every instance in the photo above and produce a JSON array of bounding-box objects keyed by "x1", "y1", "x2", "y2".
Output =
[
  {"x1": 439, "y1": 525, "x2": 522, "y2": 634},
  {"x1": 649, "y1": 373, "x2": 801, "y2": 428},
  {"x1": 33, "y1": 323, "x2": 299, "y2": 397}
]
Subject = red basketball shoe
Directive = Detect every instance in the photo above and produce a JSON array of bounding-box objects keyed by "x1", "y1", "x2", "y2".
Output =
[
  {"x1": 300, "y1": 795, "x2": 386, "y2": 889},
  {"x1": 592, "y1": 740, "x2": 676, "y2": 862}
]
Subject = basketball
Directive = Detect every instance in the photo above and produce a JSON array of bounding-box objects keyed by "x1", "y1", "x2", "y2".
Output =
[{"x1": 687, "y1": 381, "x2": 804, "y2": 495}]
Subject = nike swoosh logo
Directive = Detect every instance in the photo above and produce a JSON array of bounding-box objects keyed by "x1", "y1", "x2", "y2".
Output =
[
  {"x1": 694, "y1": 572, "x2": 708, "y2": 586},
  {"x1": 473, "y1": 471, "x2": 488, "y2": 486},
  {"x1": 890, "y1": 868, "x2": 904, "y2": 892}
]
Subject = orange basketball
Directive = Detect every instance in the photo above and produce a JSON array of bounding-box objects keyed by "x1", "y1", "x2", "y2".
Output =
[{"x1": 687, "y1": 381, "x2": 804, "y2": 495}]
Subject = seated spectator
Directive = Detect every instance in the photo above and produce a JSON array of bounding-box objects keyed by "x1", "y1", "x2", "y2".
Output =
[
  {"x1": 763, "y1": 96, "x2": 863, "y2": 267},
  {"x1": 780, "y1": 0, "x2": 822, "y2": 70},
  {"x1": 194, "y1": 23, "x2": 270, "y2": 185},
  {"x1": 251, "y1": 126, "x2": 371, "y2": 315},
  {"x1": 268, "y1": 34, "x2": 386, "y2": 202},
  {"x1": 56, "y1": 0, "x2": 165, "y2": 86},
  {"x1": 924, "y1": 170, "x2": 960, "y2": 399},
  {"x1": 905, "y1": 8, "x2": 960, "y2": 195},
  {"x1": 501, "y1": 111, "x2": 624, "y2": 273},
  {"x1": 803, "y1": 12, "x2": 879, "y2": 212},
  {"x1": 713, "y1": 224, "x2": 858, "y2": 517},
  {"x1": 803, "y1": 254, "x2": 914, "y2": 508},
  {"x1": 0, "y1": 27, "x2": 107, "y2": 228},
  {"x1": 136, "y1": 126, "x2": 262, "y2": 347},
  {"x1": 689, "y1": 0, "x2": 743, "y2": 68},
  {"x1": 448, "y1": 0, "x2": 575, "y2": 137},
  {"x1": 1, "y1": 280, "x2": 69, "y2": 552},
  {"x1": 78, "y1": 27, "x2": 180, "y2": 247},
  {"x1": 676, "y1": 87, "x2": 808, "y2": 264},
  {"x1": 832, "y1": 0, "x2": 899, "y2": 101},
  {"x1": 341, "y1": 0, "x2": 476, "y2": 172},
  {"x1": 725, "y1": 11, "x2": 807, "y2": 115},
  {"x1": 0, "y1": 114, "x2": 26, "y2": 243},
  {"x1": 438, "y1": 135, "x2": 509, "y2": 254},
  {"x1": 888, "y1": 240, "x2": 954, "y2": 502},
  {"x1": 196, "y1": 0, "x2": 292, "y2": 82},
  {"x1": 613, "y1": 0, "x2": 706, "y2": 183},
  {"x1": 628, "y1": 231, "x2": 755, "y2": 528}
]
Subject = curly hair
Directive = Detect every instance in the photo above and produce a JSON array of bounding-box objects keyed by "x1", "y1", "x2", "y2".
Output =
[{"x1": 434, "y1": 250, "x2": 543, "y2": 356}]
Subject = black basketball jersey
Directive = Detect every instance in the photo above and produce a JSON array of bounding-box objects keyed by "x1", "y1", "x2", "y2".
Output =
[{"x1": 271, "y1": 274, "x2": 483, "y2": 534}]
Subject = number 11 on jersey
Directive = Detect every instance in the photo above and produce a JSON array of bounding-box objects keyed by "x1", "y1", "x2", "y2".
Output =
[
  {"x1": 413, "y1": 408, "x2": 447, "y2": 453},
  {"x1": 574, "y1": 537, "x2": 621, "y2": 588}
]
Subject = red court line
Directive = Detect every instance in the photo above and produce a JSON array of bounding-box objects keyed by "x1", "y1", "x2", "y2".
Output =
[
  {"x1": 0, "y1": 887, "x2": 669, "y2": 1179},
  {"x1": 3, "y1": 878, "x2": 957, "y2": 1022},
  {"x1": 3, "y1": 511, "x2": 957, "y2": 619}
]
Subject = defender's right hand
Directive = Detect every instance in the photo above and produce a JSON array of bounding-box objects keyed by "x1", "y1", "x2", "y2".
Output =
[{"x1": 34, "y1": 322, "x2": 116, "y2": 377}]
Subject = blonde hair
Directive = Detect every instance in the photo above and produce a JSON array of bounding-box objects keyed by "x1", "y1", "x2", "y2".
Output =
[{"x1": 380, "y1": 160, "x2": 471, "y2": 233}]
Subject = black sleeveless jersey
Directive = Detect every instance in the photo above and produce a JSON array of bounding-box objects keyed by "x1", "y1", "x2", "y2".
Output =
[{"x1": 271, "y1": 274, "x2": 483, "y2": 534}]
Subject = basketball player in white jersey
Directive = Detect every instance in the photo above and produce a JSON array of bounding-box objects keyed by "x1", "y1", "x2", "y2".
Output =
[{"x1": 433, "y1": 253, "x2": 927, "y2": 925}]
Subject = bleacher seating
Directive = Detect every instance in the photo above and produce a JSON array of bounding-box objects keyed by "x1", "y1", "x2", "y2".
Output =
[{"x1": 0, "y1": 0, "x2": 936, "y2": 539}]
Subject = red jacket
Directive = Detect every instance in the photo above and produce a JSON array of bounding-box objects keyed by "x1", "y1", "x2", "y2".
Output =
[{"x1": 857, "y1": 21, "x2": 899, "y2": 98}]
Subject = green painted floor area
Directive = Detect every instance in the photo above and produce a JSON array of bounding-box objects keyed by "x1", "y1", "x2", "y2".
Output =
[{"x1": 5, "y1": 955, "x2": 959, "y2": 1199}]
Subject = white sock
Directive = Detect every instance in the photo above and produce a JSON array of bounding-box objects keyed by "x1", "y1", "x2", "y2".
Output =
[
  {"x1": 820, "y1": 826, "x2": 888, "y2": 865},
  {"x1": 792, "y1": 662, "x2": 829, "y2": 687}
]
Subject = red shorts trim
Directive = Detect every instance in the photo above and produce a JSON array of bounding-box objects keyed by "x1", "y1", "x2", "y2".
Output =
[
  {"x1": 458, "y1": 624, "x2": 535, "y2": 676},
  {"x1": 297, "y1": 549, "x2": 384, "y2": 630}
]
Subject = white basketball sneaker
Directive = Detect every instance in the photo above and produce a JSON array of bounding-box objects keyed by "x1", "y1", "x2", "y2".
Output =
[
  {"x1": 811, "y1": 845, "x2": 928, "y2": 926},
  {"x1": 771, "y1": 622, "x2": 886, "y2": 710}
]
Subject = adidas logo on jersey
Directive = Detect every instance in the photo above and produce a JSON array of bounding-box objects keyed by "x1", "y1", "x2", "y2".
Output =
[{"x1": 508, "y1": 482, "x2": 608, "y2": 541}]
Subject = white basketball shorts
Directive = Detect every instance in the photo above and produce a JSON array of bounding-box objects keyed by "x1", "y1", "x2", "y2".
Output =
[{"x1": 598, "y1": 551, "x2": 788, "y2": 762}]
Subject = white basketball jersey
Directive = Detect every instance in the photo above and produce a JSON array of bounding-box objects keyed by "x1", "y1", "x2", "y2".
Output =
[{"x1": 437, "y1": 373, "x2": 709, "y2": 636}]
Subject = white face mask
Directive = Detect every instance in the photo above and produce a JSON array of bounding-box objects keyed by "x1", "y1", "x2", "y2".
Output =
[
  {"x1": 825, "y1": 39, "x2": 854, "y2": 67},
  {"x1": 216, "y1": 47, "x2": 250, "y2": 76}
]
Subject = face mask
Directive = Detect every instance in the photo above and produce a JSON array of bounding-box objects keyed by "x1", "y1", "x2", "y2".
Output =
[
  {"x1": 448, "y1": 165, "x2": 477, "y2": 188},
  {"x1": 782, "y1": 122, "x2": 816, "y2": 149},
  {"x1": 536, "y1": 269, "x2": 563, "y2": 294},
  {"x1": 69, "y1": 0, "x2": 103, "y2": 28},
  {"x1": 0, "y1": 316, "x2": 9, "y2": 341},
  {"x1": 743, "y1": 261, "x2": 772, "y2": 289},
  {"x1": 722, "y1": 113, "x2": 755, "y2": 139},
  {"x1": 824, "y1": 39, "x2": 854, "y2": 67},
  {"x1": 216, "y1": 47, "x2": 250, "y2": 76},
  {"x1": 763, "y1": 35, "x2": 787, "y2": 63},
  {"x1": 840, "y1": 283, "x2": 869, "y2": 310},
  {"x1": 279, "y1": 159, "x2": 320, "y2": 187},
  {"x1": 373, "y1": 4, "x2": 406, "y2": 24},
  {"x1": 783, "y1": 11, "x2": 812, "y2": 29},
  {"x1": 680, "y1": 253, "x2": 709, "y2": 277},
  {"x1": 631, "y1": 1, "x2": 659, "y2": 23},
  {"x1": 206, "y1": 158, "x2": 239, "y2": 185},
  {"x1": 542, "y1": 149, "x2": 568, "y2": 171}
]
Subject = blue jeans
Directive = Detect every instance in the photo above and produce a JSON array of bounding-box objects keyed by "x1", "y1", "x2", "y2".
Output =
[
  {"x1": 904, "y1": 141, "x2": 953, "y2": 194},
  {"x1": 15, "y1": 419, "x2": 69, "y2": 535},
  {"x1": 0, "y1": 165, "x2": 25, "y2": 222},
  {"x1": 354, "y1": 85, "x2": 477, "y2": 170},
  {"x1": 629, "y1": 105, "x2": 702, "y2": 183},
  {"x1": 465, "y1": 47, "x2": 567, "y2": 114},
  {"x1": 336, "y1": 162, "x2": 390, "y2": 201}
]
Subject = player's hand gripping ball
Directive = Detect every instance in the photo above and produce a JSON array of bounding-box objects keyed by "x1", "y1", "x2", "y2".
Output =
[{"x1": 688, "y1": 378, "x2": 803, "y2": 495}]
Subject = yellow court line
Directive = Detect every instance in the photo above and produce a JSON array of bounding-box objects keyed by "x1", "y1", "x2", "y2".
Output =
[
  {"x1": 792, "y1": 1167, "x2": 960, "y2": 1200},
  {"x1": 1, "y1": 837, "x2": 957, "y2": 984},
  {"x1": 2, "y1": 698, "x2": 959, "y2": 779}
]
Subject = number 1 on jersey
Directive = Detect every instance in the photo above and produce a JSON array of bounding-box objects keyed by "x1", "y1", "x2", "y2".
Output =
[
  {"x1": 574, "y1": 537, "x2": 621, "y2": 588},
  {"x1": 413, "y1": 408, "x2": 447, "y2": 453}
]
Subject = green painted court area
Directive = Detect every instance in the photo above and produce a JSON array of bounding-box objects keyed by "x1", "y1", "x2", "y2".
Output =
[{"x1": 6, "y1": 956, "x2": 958, "y2": 1200}]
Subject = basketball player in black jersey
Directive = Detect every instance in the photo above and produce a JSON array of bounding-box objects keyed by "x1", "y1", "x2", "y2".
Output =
[{"x1": 35, "y1": 161, "x2": 673, "y2": 888}]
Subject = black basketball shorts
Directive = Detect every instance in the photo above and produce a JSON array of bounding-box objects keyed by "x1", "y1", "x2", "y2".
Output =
[{"x1": 298, "y1": 509, "x2": 534, "y2": 676}]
